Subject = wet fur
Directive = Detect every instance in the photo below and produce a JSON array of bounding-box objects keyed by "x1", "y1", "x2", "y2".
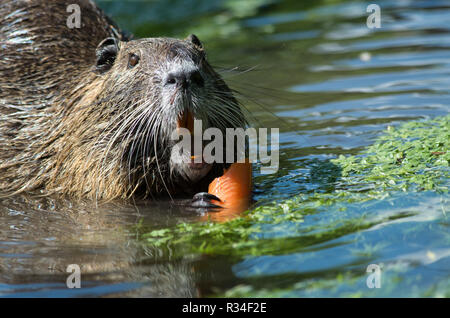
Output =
[{"x1": 0, "y1": 0, "x2": 246, "y2": 200}]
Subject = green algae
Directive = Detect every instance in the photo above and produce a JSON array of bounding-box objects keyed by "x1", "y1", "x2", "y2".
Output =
[{"x1": 332, "y1": 115, "x2": 449, "y2": 193}]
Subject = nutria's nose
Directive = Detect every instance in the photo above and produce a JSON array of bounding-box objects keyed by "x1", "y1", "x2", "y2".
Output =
[{"x1": 165, "y1": 69, "x2": 204, "y2": 89}]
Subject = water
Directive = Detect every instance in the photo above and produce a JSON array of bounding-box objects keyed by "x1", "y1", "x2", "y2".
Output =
[{"x1": 0, "y1": 0, "x2": 449, "y2": 297}]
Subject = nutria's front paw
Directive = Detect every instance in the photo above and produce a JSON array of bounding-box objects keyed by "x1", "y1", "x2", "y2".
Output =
[{"x1": 191, "y1": 192, "x2": 222, "y2": 210}]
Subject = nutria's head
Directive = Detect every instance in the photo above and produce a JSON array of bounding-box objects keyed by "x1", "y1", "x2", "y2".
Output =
[{"x1": 58, "y1": 35, "x2": 246, "y2": 199}]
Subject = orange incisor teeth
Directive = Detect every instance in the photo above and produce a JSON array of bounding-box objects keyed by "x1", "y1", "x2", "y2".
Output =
[{"x1": 177, "y1": 111, "x2": 194, "y2": 133}]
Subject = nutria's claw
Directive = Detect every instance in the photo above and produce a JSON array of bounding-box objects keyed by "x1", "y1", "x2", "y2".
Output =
[{"x1": 191, "y1": 192, "x2": 222, "y2": 209}]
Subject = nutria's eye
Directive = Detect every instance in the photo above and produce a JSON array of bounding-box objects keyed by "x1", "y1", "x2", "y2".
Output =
[{"x1": 128, "y1": 53, "x2": 140, "y2": 68}]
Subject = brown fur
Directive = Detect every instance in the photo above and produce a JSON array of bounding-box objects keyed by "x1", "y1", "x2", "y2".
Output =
[{"x1": 0, "y1": 0, "x2": 246, "y2": 200}]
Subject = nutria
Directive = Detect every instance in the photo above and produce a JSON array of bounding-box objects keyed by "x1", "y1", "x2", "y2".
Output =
[{"x1": 0, "y1": 0, "x2": 246, "y2": 204}]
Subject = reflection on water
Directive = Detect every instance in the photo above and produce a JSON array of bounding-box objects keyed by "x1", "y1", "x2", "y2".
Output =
[
  {"x1": 0, "y1": 196, "x2": 204, "y2": 297},
  {"x1": 1, "y1": 0, "x2": 449, "y2": 297}
]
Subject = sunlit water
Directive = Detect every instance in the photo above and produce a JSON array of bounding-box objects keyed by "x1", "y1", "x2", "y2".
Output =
[{"x1": 0, "y1": 0, "x2": 449, "y2": 297}]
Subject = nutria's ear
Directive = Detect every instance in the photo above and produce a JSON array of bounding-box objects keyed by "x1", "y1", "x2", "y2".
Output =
[
  {"x1": 187, "y1": 34, "x2": 203, "y2": 49},
  {"x1": 95, "y1": 37, "x2": 119, "y2": 73}
]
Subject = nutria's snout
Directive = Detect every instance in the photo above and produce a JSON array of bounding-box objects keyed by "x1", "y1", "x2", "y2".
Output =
[
  {"x1": 159, "y1": 48, "x2": 213, "y2": 182},
  {"x1": 164, "y1": 69, "x2": 205, "y2": 90},
  {"x1": 162, "y1": 64, "x2": 206, "y2": 108},
  {"x1": 165, "y1": 66, "x2": 212, "y2": 183}
]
